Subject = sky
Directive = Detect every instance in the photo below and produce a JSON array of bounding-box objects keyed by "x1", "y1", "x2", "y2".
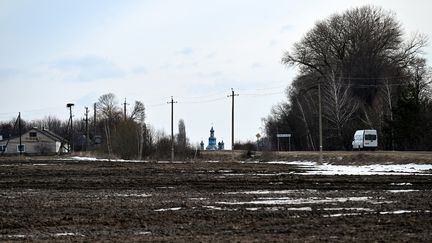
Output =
[{"x1": 1, "y1": 0, "x2": 431, "y2": 149}]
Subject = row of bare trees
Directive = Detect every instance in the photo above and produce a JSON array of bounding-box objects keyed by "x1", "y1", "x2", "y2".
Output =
[
  {"x1": 0, "y1": 93, "x2": 196, "y2": 159},
  {"x1": 264, "y1": 6, "x2": 432, "y2": 151}
]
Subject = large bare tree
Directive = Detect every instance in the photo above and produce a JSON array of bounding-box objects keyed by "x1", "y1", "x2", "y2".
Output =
[{"x1": 273, "y1": 5, "x2": 429, "y2": 150}]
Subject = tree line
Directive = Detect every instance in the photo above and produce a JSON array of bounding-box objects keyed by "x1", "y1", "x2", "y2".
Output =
[
  {"x1": 263, "y1": 6, "x2": 432, "y2": 151},
  {"x1": 0, "y1": 93, "x2": 196, "y2": 159}
]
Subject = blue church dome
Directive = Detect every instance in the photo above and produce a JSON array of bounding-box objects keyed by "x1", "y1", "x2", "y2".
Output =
[{"x1": 206, "y1": 126, "x2": 218, "y2": 150}]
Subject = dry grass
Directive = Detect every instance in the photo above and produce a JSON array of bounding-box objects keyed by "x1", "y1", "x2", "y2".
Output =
[{"x1": 198, "y1": 150, "x2": 432, "y2": 164}]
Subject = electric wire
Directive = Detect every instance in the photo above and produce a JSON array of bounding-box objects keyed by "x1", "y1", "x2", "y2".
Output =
[{"x1": 1, "y1": 79, "x2": 430, "y2": 117}]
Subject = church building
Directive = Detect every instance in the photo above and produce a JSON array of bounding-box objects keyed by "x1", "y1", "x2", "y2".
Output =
[{"x1": 201, "y1": 126, "x2": 224, "y2": 150}]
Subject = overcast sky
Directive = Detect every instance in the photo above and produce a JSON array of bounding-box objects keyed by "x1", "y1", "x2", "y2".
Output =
[{"x1": 1, "y1": 0, "x2": 431, "y2": 149}]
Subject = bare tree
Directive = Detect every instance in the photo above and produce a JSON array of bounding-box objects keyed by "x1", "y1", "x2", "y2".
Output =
[
  {"x1": 322, "y1": 72, "x2": 359, "y2": 147},
  {"x1": 96, "y1": 93, "x2": 121, "y2": 158},
  {"x1": 128, "y1": 100, "x2": 146, "y2": 159},
  {"x1": 129, "y1": 101, "x2": 146, "y2": 122},
  {"x1": 176, "y1": 119, "x2": 187, "y2": 157},
  {"x1": 294, "y1": 95, "x2": 316, "y2": 150},
  {"x1": 278, "y1": 5, "x2": 428, "y2": 150},
  {"x1": 97, "y1": 93, "x2": 121, "y2": 123}
]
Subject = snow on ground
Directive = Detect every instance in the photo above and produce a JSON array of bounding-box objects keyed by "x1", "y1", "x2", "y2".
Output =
[
  {"x1": 265, "y1": 161, "x2": 432, "y2": 175},
  {"x1": 217, "y1": 196, "x2": 371, "y2": 205},
  {"x1": 53, "y1": 232, "x2": 85, "y2": 237},
  {"x1": 154, "y1": 207, "x2": 182, "y2": 212},
  {"x1": 63, "y1": 157, "x2": 432, "y2": 176},
  {"x1": 224, "y1": 189, "x2": 317, "y2": 195},
  {"x1": 65, "y1": 156, "x2": 145, "y2": 163}
]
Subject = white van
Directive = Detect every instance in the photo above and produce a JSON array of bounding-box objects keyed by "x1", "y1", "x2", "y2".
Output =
[{"x1": 352, "y1": 129, "x2": 378, "y2": 150}]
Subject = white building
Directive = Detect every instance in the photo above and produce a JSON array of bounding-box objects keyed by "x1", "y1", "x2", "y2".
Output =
[{"x1": 0, "y1": 127, "x2": 68, "y2": 155}]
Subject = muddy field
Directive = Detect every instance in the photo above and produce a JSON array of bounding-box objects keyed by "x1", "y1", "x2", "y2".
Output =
[{"x1": 1, "y1": 154, "x2": 432, "y2": 242}]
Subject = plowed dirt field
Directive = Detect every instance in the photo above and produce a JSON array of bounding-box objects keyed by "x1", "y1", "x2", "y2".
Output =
[{"x1": 1, "y1": 156, "x2": 431, "y2": 242}]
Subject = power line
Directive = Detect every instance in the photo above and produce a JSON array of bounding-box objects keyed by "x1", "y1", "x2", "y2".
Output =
[
  {"x1": 0, "y1": 106, "x2": 64, "y2": 116},
  {"x1": 241, "y1": 91, "x2": 285, "y2": 97},
  {"x1": 179, "y1": 96, "x2": 227, "y2": 104}
]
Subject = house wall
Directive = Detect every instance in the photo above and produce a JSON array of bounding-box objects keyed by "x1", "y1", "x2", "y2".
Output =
[{"x1": 0, "y1": 130, "x2": 59, "y2": 155}]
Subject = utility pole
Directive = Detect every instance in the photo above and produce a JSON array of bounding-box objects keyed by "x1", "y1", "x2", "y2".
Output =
[
  {"x1": 277, "y1": 127, "x2": 280, "y2": 152},
  {"x1": 93, "y1": 103, "x2": 97, "y2": 141},
  {"x1": 318, "y1": 82, "x2": 323, "y2": 164},
  {"x1": 18, "y1": 112, "x2": 22, "y2": 156},
  {"x1": 123, "y1": 98, "x2": 129, "y2": 121},
  {"x1": 228, "y1": 88, "x2": 239, "y2": 150},
  {"x1": 167, "y1": 96, "x2": 177, "y2": 162},
  {"x1": 67, "y1": 103, "x2": 74, "y2": 153},
  {"x1": 84, "y1": 107, "x2": 89, "y2": 151}
]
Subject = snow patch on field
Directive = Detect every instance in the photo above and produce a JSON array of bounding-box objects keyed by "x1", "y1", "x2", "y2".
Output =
[
  {"x1": 5, "y1": 234, "x2": 28, "y2": 238},
  {"x1": 265, "y1": 161, "x2": 432, "y2": 175},
  {"x1": 224, "y1": 189, "x2": 317, "y2": 195},
  {"x1": 66, "y1": 156, "x2": 144, "y2": 163},
  {"x1": 387, "y1": 189, "x2": 420, "y2": 193},
  {"x1": 53, "y1": 232, "x2": 85, "y2": 237},
  {"x1": 324, "y1": 210, "x2": 431, "y2": 218},
  {"x1": 217, "y1": 196, "x2": 370, "y2": 205},
  {"x1": 379, "y1": 210, "x2": 431, "y2": 215},
  {"x1": 390, "y1": 182, "x2": 413, "y2": 186},
  {"x1": 322, "y1": 207, "x2": 374, "y2": 212},
  {"x1": 154, "y1": 207, "x2": 182, "y2": 212},
  {"x1": 113, "y1": 193, "x2": 151, "y2": 197}
]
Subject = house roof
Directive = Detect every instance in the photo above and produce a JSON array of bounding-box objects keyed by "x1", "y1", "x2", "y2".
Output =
[
  {"x1": 1, "y1": 127, "x2": 67, "y2": 143},
  {"x1": 38, "y1": 128, "x2": 67, "y2": 143}
]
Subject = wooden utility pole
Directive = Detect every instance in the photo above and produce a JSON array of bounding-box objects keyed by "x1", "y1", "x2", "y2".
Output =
[
  {"x1": 18, "y1": 112, "x2": 22, "y2": 155},
  {"x1": 67, "y1": 103, "x2": 74, "y2": 152},
  {"x1": 228, "y1": 89, "x2": 239, "y2": 150},
  {"x1": 167, "y1": 96, "x2": 177, "y2": 162},
  {"x1": 93, "y1": 103, "x2": 97, "y2": 141},
  {"x1": 84, "y1": 107, "x2": 89, "y2": 151},
  {"x1": 123, "y1": 98, "x2": 129, "y2": 121},
  {"x1": 318, "y1": 82, "x2": 323, "y2": 164}
]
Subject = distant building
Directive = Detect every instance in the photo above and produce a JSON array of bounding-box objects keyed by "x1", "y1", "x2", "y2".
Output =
[
  {"x1": 205, "y1": 127, "x2": 224, "y2": 151},
  {"x1": 206, "y1": 127, "x2": 218, "y2": 150},
  {"x1": 218, "y1": 140, "x2": 225, "y2": 150},
  {"x1": 0, "y1": 127, "x2": 69, "y2": 155}
]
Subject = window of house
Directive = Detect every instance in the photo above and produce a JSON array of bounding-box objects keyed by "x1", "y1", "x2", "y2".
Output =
[
  {"x1": 0, "y1": 145, "x2": 6, "y2": 152},
  {"x1": 29, "y1": 132, "x2": 37, "y2": 137},
  {"x1": 17, "y1": 144, "x2": 25, "y2": 152}
]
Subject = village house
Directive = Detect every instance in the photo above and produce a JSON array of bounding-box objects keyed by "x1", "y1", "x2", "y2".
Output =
[{"x1": 0, "y1": 127, "x2": 69, "y2": 155}]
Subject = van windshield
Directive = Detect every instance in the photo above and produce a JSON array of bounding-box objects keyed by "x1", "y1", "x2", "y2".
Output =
[{"x1": 365, "y1": 134, "x2": 376, "y2": 140}]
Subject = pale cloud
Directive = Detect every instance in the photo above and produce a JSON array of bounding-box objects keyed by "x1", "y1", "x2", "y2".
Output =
[
  {"x1": 179, "y1": 47, "x2": 194, "y2": 56},
  {"x1": 131, "y1": 66, "x2": 147, "y2": 75},
  {"x1": 280, "y1": 24, "x2": 294, "y2": 33},
  {"x1": 251, "y1": 63, "x2": 264, "y2": 69},
  {"x1": 1, "y1": 0, "x2": 432, "y2": 148},
  {"x1": 52, "y1": 56, "x2": 125, "y2": 82},
  {"x1": 0, "y1": 67, "x2": 21, "y2": 80}
]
